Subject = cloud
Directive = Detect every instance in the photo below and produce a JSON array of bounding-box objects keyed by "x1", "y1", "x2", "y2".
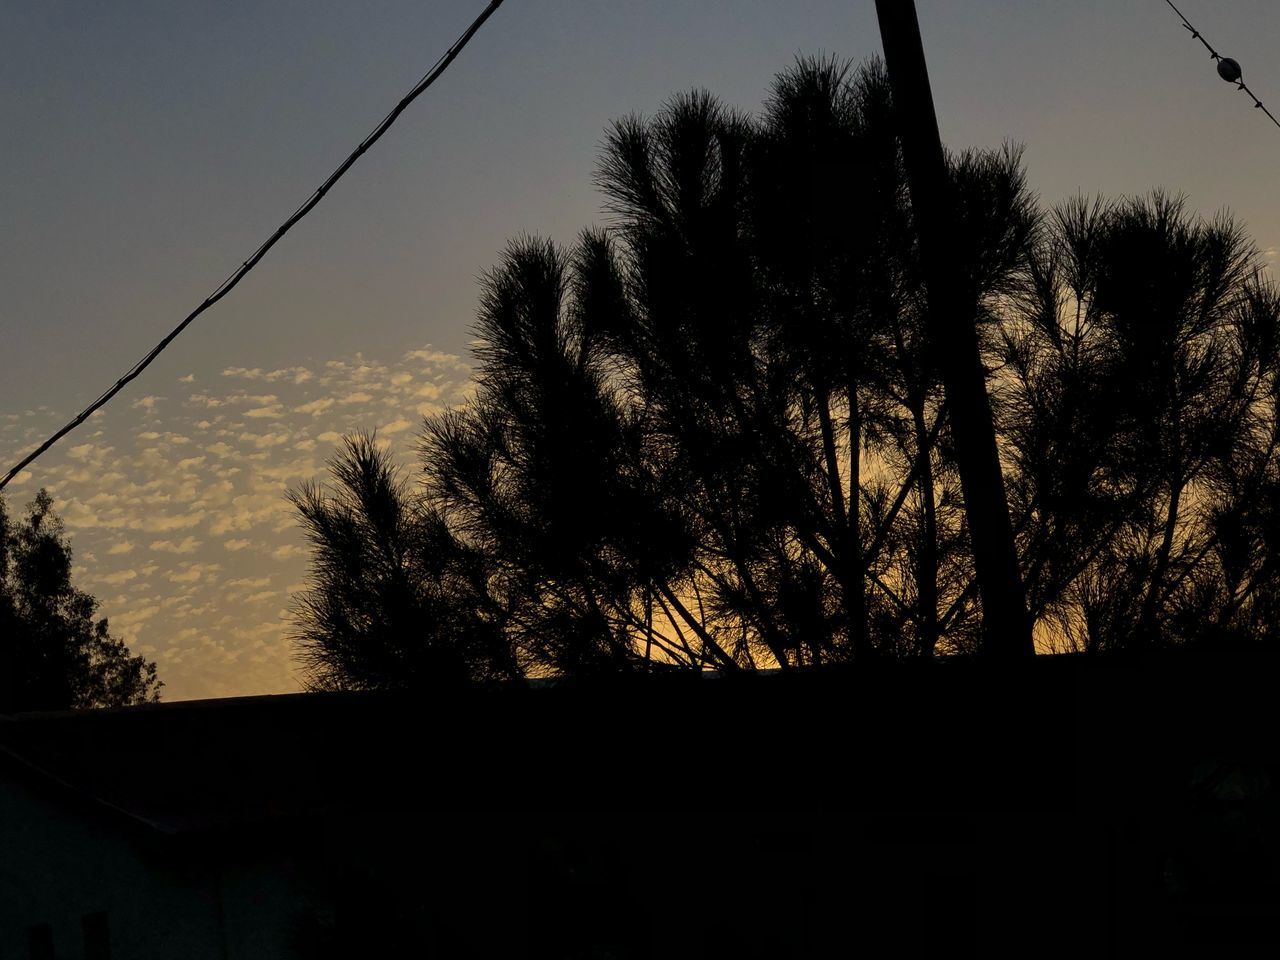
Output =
[
  {"x1": 207, "y1": 492, "x2": 292, "y2": 535},
  {"x1": 237, "y1": 431, "x2": 292, "y2": 450},
  {"x1": 167, "y1": 562, "x2": 222, "y2": 585},
  {"x1": 97, "y1": 569, "x2": 139, "y2": 586},
  {"x1": 293, "y1": 398, "x2": 335, "y2": 416},
  {"x1": 223, "y1": 366, "x2": 313, "y2": 385},
  {"x1": 149, "y1": 536, "x2": 202, "y2": 555},
  {"x1": 131, "y1": 396, "x2": 163, "y2": 411},
  {"x1": 111, "y1": 604, "x2": 161, "y2": 638},
  {"x1": 229, "y1": 393, "x2": 279, "y2": 407},
  {"x1": 271, "y1": 543, "x2": 306, "y2": 561},
  {"x1": 3, "y1": 341, "x2": 476, "y2": 701},
  {"x1": 135, "y1": 432, "x2": 190, "y2": 447},
  {"x1": 138, "y1": 510, "x2": 206, "y2": 533},
  {"x1": 226, "y1": 576, "x2": 271, "y2": 589},
  {"x1": 405, "y1": 348, "x2": 465, "y2": 368},
  {"x1": 67, "y1": 443, "x2": 113, "y2": 463}
]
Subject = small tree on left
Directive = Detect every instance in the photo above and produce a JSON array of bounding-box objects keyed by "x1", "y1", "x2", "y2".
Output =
[{"x1": 0, "y1": 489, "x2": 161, "y2": 712}]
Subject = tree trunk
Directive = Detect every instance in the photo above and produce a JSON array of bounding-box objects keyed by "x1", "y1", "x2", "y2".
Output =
[
  {"x1": 912, "y1": 402, "x2": 940, "y2": 656},
  {"x1": 875, "y1": 0, "x2": 1030, "y2": 656},
  {"x1": 847, "y1": 374, "x2": 870, "y2": 658},
  {"x1": 1137, "y1": 476, "x2": 1183, "y2": 648}
]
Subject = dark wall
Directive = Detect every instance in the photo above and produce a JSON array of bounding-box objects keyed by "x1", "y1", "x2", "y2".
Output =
[{"x1": 274, "y1": 653, "x2": 1280, "y2": 957}]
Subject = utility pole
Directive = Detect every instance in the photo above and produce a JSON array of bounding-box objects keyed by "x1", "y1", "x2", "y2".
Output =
[{"x1": 873, "y1": 0, "x2": 1032, "y2": 657}]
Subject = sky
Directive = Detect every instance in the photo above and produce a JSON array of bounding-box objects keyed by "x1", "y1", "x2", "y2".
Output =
[{"x1": 2, "y1": 1, "x2": 1278, "y2": 700}]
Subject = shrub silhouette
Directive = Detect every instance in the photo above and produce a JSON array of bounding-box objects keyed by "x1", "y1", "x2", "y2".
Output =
[{"x1": 1, "y1": 489, "x2": 161, "y2": 711}]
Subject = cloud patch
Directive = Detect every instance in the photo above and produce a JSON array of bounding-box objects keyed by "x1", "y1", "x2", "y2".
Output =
[
  {"x1": 0, "y1": 344, "x2": 472, "y2": 701},
  {"x1": 150, "y1": 536, "x2": 202, "y2": 555}
]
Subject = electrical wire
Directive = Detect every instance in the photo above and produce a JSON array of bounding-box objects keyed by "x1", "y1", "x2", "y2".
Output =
[
  {"x1": 0, "y1": 0, "x2": 507, "y2": 491},
  {"x1": 1164, "y1": 0, "x2": 1280, "y2": 130}
]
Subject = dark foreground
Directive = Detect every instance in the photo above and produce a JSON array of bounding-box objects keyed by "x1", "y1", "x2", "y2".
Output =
[{"x1": 2, "y1": 652, "x2": 1277, "y2": 957}]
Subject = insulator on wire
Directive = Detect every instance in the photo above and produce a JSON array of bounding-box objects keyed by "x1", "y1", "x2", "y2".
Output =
[{"x1": 1218, "y1": 58, "x2": 1243, "y2": 83}]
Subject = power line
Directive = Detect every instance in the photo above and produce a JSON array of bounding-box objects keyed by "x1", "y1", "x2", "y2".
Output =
[
  {"x1": 1163, "y1": 0, "x2": 1280, "y2": 131},
  {"x1": 0, "y1": 0, "x2": 507, "y2": 492}
]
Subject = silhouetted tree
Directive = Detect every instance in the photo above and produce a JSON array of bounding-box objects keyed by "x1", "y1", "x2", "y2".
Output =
[
  {"x1": 421, "y1": 235, "x2": 719, "y2": 675},
  {"x1": 289, "y1": 433, "x2": 519, "y2": 689},
  {"x1": 1001, "y1": 193, "x2": 1280, "y2": 652},
  {"x1": 582, "y1": 59, "x2": 1036, "y2": 668},
  {"x1": 294, "y1": 55, "x2": 1280, "y2": 685},
  {"x1": 0, "y1": 489, "x2": 161, "y2": 712}
]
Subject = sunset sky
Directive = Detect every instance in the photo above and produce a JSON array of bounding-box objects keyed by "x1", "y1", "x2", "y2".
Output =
[{"x1": 3, "y1": 0, "x2": 1278, "y2": 700}]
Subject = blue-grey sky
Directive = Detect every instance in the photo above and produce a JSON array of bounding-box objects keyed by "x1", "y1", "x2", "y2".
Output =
[{"x1": 3, "y1": 1, "x2": 1278, "y2": 699}]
